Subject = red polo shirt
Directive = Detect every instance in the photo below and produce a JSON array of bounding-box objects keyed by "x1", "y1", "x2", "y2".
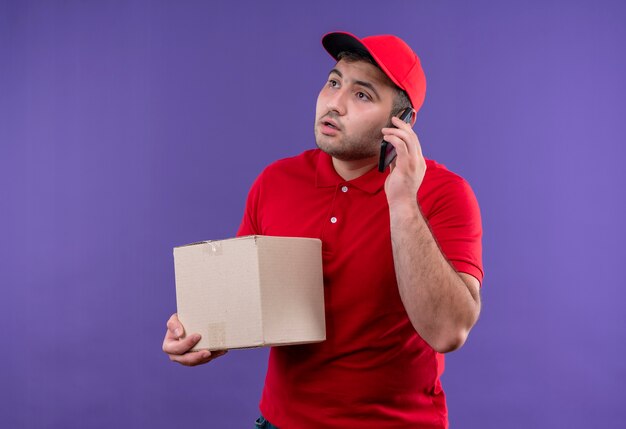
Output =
[{"x1": 237, "y1": 149, "x2": 483, "y2": 428}]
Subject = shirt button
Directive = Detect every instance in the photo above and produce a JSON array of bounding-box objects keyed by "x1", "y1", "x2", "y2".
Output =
[
  {"x1": 330, "y1": 217, "x2": 337, "y2": 224},
  {"x1": 341, "y1": 186, "x2": 348, "y2": 193}
]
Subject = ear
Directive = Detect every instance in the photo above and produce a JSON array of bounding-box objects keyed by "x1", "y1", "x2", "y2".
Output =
[{"x1": 410, "y1": 109, "x2": 417, "y2": 127}]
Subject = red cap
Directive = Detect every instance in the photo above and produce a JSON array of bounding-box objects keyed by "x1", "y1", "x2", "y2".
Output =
[{"x1": 322, "y1": 31, "x2": 427, "y2": 112}]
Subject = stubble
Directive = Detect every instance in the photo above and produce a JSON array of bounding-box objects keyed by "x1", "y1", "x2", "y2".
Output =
[{"x1": 314, "y1": 115, "x2": 392, "y2": 161}]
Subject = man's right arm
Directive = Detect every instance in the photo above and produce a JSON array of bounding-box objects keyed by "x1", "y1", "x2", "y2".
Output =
[
  {"x1": 162, "y1": 313, "x2": 228, "y2": 366},
  {"x1": 164, "y1": 172, "x2": 263, "y2": 365}
]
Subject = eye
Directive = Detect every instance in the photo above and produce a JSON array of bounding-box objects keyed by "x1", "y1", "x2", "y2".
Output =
[
  {"x1": 356, "y1": 91, "x2": 371, "y2": 101},
  {"x1": 328, "y1": 79, "x2": 339, "y2": 88}
]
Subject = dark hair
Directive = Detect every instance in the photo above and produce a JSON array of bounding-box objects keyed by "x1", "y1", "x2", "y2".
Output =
[{"x1": 336, "y1": 50, "x2": 412, "y2": 116}]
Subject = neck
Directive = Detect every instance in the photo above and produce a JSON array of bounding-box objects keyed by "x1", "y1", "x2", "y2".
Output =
[{"x1": 332, "y1": 156, "x2": 378, "y2": 181}]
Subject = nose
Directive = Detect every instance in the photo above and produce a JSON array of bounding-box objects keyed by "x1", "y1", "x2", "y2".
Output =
[{"x1": 326, "y1": 87, "x2": 347, "y2": 116}]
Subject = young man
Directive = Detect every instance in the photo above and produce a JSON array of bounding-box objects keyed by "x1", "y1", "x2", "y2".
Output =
[{"x1": 163, "y1": 31, "x2": 483, "y2": 428}]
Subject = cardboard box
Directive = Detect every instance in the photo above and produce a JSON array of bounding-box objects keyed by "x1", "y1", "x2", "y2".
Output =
[{"x1": 173, "y1": 235, "x2": 326, "y2": 351}]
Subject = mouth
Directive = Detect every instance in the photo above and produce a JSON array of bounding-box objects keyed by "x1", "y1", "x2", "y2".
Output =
[{"x1": 320, "y1": 118, "x2": 341, "y2": 132}]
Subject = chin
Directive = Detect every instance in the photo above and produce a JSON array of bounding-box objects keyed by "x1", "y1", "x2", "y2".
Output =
[
  {"x1": 316, "y1": 143, "x2": 377, "y2": 161},
  {"x1": 314, "y1": 131, "x2": 378, "y2": 161}
]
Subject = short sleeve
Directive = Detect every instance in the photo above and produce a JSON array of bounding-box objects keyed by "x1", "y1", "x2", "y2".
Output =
[
  {"x1": 236, "y1": 172, "x2": 263, "y2": 237},
  {"x1": 424, "y1": 178, "x2": 484, "y2": 284}
]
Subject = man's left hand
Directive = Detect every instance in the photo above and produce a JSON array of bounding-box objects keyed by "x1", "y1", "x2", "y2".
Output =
[{"x1": 382, "y1": 116, "x2": 426, "y2": 208}]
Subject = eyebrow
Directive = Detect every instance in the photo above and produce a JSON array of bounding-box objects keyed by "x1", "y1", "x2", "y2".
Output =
[{"x1": 328, "y1": 68, "x2": 381, "y2": 100}]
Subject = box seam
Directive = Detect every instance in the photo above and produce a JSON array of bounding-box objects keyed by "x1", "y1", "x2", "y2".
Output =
[{"x1": 254, "y1": 236, "x2": 266, "y2": 344}]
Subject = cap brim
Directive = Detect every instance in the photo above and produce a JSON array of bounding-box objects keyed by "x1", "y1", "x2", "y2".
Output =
[{"x1": 322, "y1": 32, "x2": 369, "y2": 60}]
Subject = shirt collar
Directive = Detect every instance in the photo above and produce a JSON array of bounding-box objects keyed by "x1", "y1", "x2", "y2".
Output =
[{"x1": 315, "y1": 150, "x2": 388, "y2": 194}]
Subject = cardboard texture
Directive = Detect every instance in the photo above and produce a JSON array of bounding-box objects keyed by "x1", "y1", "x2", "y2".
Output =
[{"x1": 173, "y1": 235, "x2": 326, "y2": 351}]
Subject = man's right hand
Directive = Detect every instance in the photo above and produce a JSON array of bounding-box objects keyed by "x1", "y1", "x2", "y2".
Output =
[{"x1": 162, "y1": 313, "x2": 228, "y2": 366}]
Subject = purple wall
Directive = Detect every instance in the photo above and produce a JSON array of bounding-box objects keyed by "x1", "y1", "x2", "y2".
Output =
[{"x1": 2, "y1": 1, "x2": 625, "y2": 427}]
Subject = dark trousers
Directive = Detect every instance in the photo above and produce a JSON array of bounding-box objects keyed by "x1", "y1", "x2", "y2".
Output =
[{"x1": 255, "y1": 415, "x2": 279, "y2": 429}]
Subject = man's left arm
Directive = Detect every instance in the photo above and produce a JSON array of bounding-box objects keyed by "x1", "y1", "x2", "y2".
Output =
[{"x1": 382, "y1": 116, "x2": 481, "y2": 354}]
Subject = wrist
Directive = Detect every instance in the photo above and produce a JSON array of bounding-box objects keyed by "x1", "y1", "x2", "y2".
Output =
[{"x1": 388, "y1": 198, "x2": 421, "y2": 224}]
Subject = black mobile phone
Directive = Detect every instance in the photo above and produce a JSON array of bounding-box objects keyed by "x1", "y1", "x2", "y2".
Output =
[{"x1": 378, "y1": 107, "x2": 414, "y2": 172}]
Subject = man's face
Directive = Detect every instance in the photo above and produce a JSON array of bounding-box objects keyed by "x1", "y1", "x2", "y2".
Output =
[{"x1": 314, "y1": 59, "x2": 396, "y2": 161}]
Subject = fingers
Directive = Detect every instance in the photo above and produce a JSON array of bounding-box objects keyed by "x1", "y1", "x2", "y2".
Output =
[
  {"x1": 166, "y1": 313, "x2": 184, "y2": 339},
  {"x1": 168, "y1": 349, "x2": 229, "y2": 367},
  {"x1": 382, "y1": 116, "x2": 427, "y2": 199},
  {"x1": 163, "y1": 332, "x2": 202, "y2": 355},
  {"x1": 383, "y1": 133, "x2": 411, "y2": 159},
  {"x1": 385, "y1": 117, "x2": 421, "y2": 155},
  {"x1": 162, "y1": 313, "x2": 200, "y2": 354},
  {"x1": 162, "y1": 313, "x2": 229, "y2": 367},
  {"x1": 162, "y1": 329, "x2": 229, "y2": 366}
]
